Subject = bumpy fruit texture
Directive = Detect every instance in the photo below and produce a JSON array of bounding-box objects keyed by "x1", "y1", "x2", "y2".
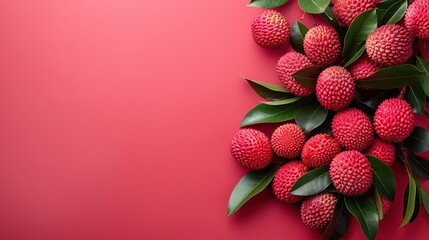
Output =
[
  {"x1": 381, "y1": 196, "x2": 392, "y2": 215},
  {"x1": 330, "y1": 151, "x2": 373, "y2": 196},
  {"x1": 374, "y1": 98, "x2": 414, "y2": 142},
  {"x1": 405, "y1": 0, "x2": 429, "y2": 39},
  {"x1": 366, "y1": 24, "x2": 414, "y2": 66},
  {"x1": 348, "y1": 55, "x2": 382, "y2": 80},
  {"x1": 333, "y1": 0, "x2": 377, "y2": 26},
  {"x1": 316, "y1": 66, "x2": 355, "y2": 111},
  {"x1": 301, "y1": 192, "x2": 337, "y2": 230},
  {"x1": 332, "y1": 108, "x2": 373, "y2": 151},
  {"x1": 272, "y1": 161, "x2": 309, "y2": 204},
  {"x1": 277, "y1": 52, "x2": 314, "y2": 97},
  {"x1": 230, "y1": 129, "x2": 272, "y2": 170},
  {"x1": 251, "y1": 10, "x2": 290, "y2": 48},
  {"x1": 303, "y1": 26, "x2": 341, "y2": 66},
  {"x1": 302, "y1": 134, "x2": 341, "y2": 168},
  {"x1": 271, "y1": 124, "x2": 305, "y2": 158},
  {"x1": 365, "y1": 138, "x2": 395, "y2": 166}
]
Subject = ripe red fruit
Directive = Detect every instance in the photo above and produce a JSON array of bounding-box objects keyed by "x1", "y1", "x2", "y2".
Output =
[
  {"x1": 348, "y1": 55, "x2": 382, "y2": 80},
  {"x1": 271, "y1": 124, "x2": 305, "y2": 158},
  {"x1": 302, "y1": 134, "x2": 341, "y2": 168},
  {"x1": 330, "y1": 151, "x2": 373, "y2": 196},
  {"x1": 332, "y1": 108, "x2": 373, "y2": 151},
  {"x1": 366, "y1": 24, "x2": 414, "y2": 66},
  {"x1": 381, "y1": 196, "x2": 392, "y2": 215},
  {"x1": 272, "y1": 161, "x2": 309, "y2": 204},
  {"x1": 365, "y1": 138, "x2": 395, "y2": 167},
  {"x1": 316, "y1": 66, "x2": 355, "y2": 111},
  {"x1": 230, "y1": 128, "x2": 272, "y2": 170},
  {"x1": 333, "y1": 0, "x2": 377, "y2": 26},
  {"x1": 374, "y1": 98, "x2": 414, "y2": 142},
  {"x1": 303, "y1": 26, "x2": 341, "y2": 66},
  {"x1": 277, "y1": 52, "x2": 314, "y2": 97},
  {"x1": 405, "y1": 0, "x2": 429, "y2": 39},
  {"x1": 251, "y1": 10, "x2": 290, "y2": 48},
  {"x1": 301, "y1": 192, "x2": 337, "y2": 230}
]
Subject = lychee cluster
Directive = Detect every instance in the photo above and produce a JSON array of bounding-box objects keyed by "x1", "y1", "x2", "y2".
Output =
[{"x1": 228, "y1": 2, "x2": 426, "y2": 234}]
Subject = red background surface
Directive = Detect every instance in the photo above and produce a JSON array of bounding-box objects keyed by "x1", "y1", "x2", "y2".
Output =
[{"x1": 0, "y1": 0, "x2": 429, "y2": 239}]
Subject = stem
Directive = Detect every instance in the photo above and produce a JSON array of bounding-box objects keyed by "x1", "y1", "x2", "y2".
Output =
[
  {"x1": 398, "y1": 86, "x2": 407, "y2": 99},
  {"x1": 311, "y1": 14, "x2": 317, "y2": 26},
  {"x1": 301, "y1": 12, "x2": 306, "y2": 21},
  {"x1": 400, "y1": 144, "x2": 413, "y2": 175}
]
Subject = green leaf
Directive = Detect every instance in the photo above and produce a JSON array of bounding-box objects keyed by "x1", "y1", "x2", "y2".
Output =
[
  {"x1": 243, "y1": 76, "x2": 294, "y2": 101},
  {"x1": 247, "y1": 0, "x2": 289, "y2": 8},
  {"x1": 262, "y1": 97, "x2": 301, "y2": 105},
  {"x1": 227, "y1": 164, "x2": 279, "y2": 216},
  {"x1": 362, "y1": 89, "x2": 395, "y2": 110},
  {"x1": 345, "y1": 195, "x2": 379, "y2": 240},
  {"x1": 292, "y1": 65, "x2": 325, "y2": 88},
  {"x1": 322, "y1": 6, "x2": 339, "y2": 27},
  {"x1": 295, "y1": 103, "x2": 328, "y2": 133},
  {"x1": 402, "y1": 182, "x2": 421, "y2": 223},
  {"x1": 382, "y1": 0, "x2": 407, "y2": 24},
  {"x1": 298, "y1": 0, "x2": 330, "y2": 14},
  {"x1": 377, "y1": 0, "x2": 403, "y2": 9},
  {"x1": 415, "y1": 56, "x2": 429, "y2": 98},
  {"x1": 355, "y1": 64, "x2": 426, "y2": 89},
  {"x1": 240, "y1": 98, "x2": 308, "y2": 127},
  {"x1": 290, "y1": 21, "x2": 308, "y2": 54},
  {"x1": 342, "y1": 10, "x2": 378, "y2": 67},
  {"x1": 405, "y1": 81, "x2": 426, "y2": 115},
  {"x1": 408, "y1": 154, "x2": 429, "y2": 179},
  {"x1": 404, "y1": 127, "x2": 429, "y2": 153},
  {"x1": 291, "y1": 166, "x2": 331, "y2": 196},
  {"x1": 322, "y1": 195, "x2": 351, "y2": 240},
  {"x1": 374, "y1": 189, "x2": 384, "y2": 220},
  {"x1": 366, "y1": 155, "x2": 396, "y2": 201},
  {"x1": 419, "y1": 188, "x2": 429, "y2": 216},
  {"x1": 400, "y1": 173, "x2": 417, "y2": 228}
]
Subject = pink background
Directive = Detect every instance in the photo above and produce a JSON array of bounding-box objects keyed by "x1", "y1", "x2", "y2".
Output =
[{"x1": 0, "y1": 0, "x2": 429, "y2": 239}]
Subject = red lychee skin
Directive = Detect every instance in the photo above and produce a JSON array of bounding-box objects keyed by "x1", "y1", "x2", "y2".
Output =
[
  {"x1": 374, "y1": 98, "x2": 415, "y2": 142},
  {"x1": 381, "y1": 196, "x2": 392, "y2": 215},
  {"x1": 366, "y1": 24, "x2": 414, "y2": 66},
  {"x1": 271, "y1": 124, "x2": 305, "y2": 158},
  {"x1": 333, "y1": 0, "x2": 377, "y2": 27},
  {"x1": 365, "y1": 138, "x2": 395, "y2": 167},
  {"x1": 302, "y1": 134, "x2": 341, "y2": 168},
  {"x1": 277, "y1": 52, "x2": 314, "y2": 97},
  {"x1": 330, "y1": 151, "x2": 373, "y2": 196},
  {"x1": 251, "y1": 10, "x2": 290, "y2": 48},
  {"x1": 316, "y1": 66, "x2": 355, "y2": 111},
  {"x1": 230, "y1": 129, "x2": 272, "y2": 170},
  {"x1": 405, "y1": 0, "x2": 429, "y2": 39},
  {"x1": 303, "y1": 26, "x2": 341, "y2": 66},
  {"x1": 272, "y1": 161, "x2": 309, "y2": 203},
  {"x1": 301, "y1": 192, "x2": 337, "y2": 230},
  {"x1": 332, "y1": 108, "x2": 373, "y2": 151},
  {"x1": 348, "y1": 55, "x2": 382, "y2": 80}
]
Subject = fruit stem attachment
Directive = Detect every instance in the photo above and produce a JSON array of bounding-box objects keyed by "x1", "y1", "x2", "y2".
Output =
[{"x1": 398, "y1": 87, "x2": 407, "y2": 99}]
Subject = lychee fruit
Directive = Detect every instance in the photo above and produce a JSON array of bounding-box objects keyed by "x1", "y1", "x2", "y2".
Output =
[
  {"x1": 374, "y1": 98, "x2": 414, "y2": 142},
  {"x1": 332, "y1": 108, "x2": 373, "y2": 151},
  {"x1": 277, "y1": 52, "x2": 314, "y2": 97},
  {"x1": 405, "y1": 0, "x2": 429, "y2": 39},
  {"x1": 301, "y1": 192, "x2": 337, "y2": 230},
  {"x1": 272, "y1": 161, "x2": 309, "y2": 203},
  {"x1": 330, "y1": 151, "x2": 373, "y2": 196},
  {"x1": 302, "y1": 134, "x2": 341, "y2": 168},
  {"x1": 366, "y1": 24, "x2": 414, "y2": 66},
  {"x1": 348, "y1": 55, "x2": 382, "y2": 80},
  {"x1": 333, "y1": 0, "x2": 377, "y2": 27},
  {"x1": 316, "y1": 66, "x2": 355, "y2": 111},
  {"x1": 365, "y1": 138, "x2": 395, "y2": 167},
  {"x1": 271, "y1": 124, "x2": 305, "y2": 158},
  {"x1": 251, "y1": 10, "x2": 290, "y2": 48},
  {"x1": 230, "y1": 128, "x2": 272, "y2": 170},
  {"x1": 380, "y1": 196, "x2": 392, "y2": 216},
  {"x1": 303, "y1": 26, "x2": 342, "y2": 66}
]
